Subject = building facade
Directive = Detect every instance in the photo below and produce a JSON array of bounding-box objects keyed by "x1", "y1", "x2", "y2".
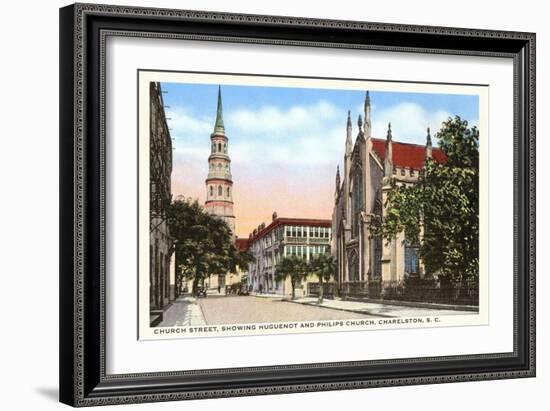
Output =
[
  {"x1": 149, "y1": 82, "x2": 176, "y2": 317},
  {"x1": 332, "y1": 91, "x2": 446, "y2": 298},
  {"x1": 245, "y1": 213, "x2": 332, "y2": 296}
]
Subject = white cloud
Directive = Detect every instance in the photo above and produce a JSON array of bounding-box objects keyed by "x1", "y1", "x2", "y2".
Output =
[
  {"x1": 227, "y1": 100, "x2": 341, "y2": 138},
  {"x1": 371, "y1": 102, "x2": 452, "y2": 144},
  {"x1": 169, "y1": 100, "x2": 349, "y2": 167},
  {"x1": 166, "y1": 106, "x2": 211, "y2": 135},
  {"x1": 168, "y1": 99, "x2": 462, "y2": 172}
]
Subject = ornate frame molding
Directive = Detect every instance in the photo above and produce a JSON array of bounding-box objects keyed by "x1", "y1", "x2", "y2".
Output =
[{"x1": 59, "y1": 3, "x2": 535, "y2": 407}]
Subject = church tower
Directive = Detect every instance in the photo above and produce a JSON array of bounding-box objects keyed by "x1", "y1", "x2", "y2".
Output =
[{"x1": 205, "y1": 86, "x2": 235, "y2": 235}]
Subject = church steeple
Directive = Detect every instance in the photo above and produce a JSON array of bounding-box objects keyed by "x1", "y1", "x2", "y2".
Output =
[
  {"x1": 364, "y1": 91, "x2": 371, "y2": 138},
  {"x1": 213, "y1": 85, "x2": 225, "y2": 135},
  {"x1": 384, "y1": 122, "x2": 393, "y2": 179},
  {"x1": 205, "y1": 86, "x2": 235, "y2": 235},
  {"x1": 335, "y1": 165, "x2": 341, "y2": 191},
  {"x1": 425, "y1": 127, "x2": 433, "y2": 159},
  {"x1": 345, "y1": 110, "x2": 353, "y2": 155}
]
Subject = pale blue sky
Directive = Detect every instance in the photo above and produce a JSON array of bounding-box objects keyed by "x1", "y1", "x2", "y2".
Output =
[
  {"x1": 161, "y1": 82, "x2": 479, "y2": 172},
  {"x1": 160, "y1": 81, "x2": 479, "y2": 236}
]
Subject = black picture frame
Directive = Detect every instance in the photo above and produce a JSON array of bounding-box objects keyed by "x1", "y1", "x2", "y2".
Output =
[{"x1": 59, "y1": 3, "x2": 536, "y2": 407}]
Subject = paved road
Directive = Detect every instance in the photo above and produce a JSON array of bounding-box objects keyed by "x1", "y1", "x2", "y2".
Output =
[{"x1": 198, "y1": 296, "x2": 377, "y2": 324}]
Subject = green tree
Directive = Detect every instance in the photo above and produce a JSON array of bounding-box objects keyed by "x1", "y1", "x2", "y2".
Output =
[
  {"x1": 275, "y1": 256, "x2": 308, "y2": 300},
  {"x1": 235, "y1": 249, "x2": 254, "y2": 272},
  {"x1": 369, "y1": 116, "x2": 479, "y2": 293},
  {"x1": 309, "y1": 252, "x2": 336, "y2": 304},
  {"x1": 235, "y1": 249, "x2": 254, "y2": 290},
  {"x1": 168, "y1": 198, "x2": 236, "y2": 295}
]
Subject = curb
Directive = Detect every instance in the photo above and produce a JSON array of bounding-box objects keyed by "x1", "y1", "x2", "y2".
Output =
[{"x1": 343, "y1": 297, "x2": 479, "y2": 312}]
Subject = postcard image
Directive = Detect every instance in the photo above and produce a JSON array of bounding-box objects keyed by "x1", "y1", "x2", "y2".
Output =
[{"x1": 139, "y1": 71, "x2": 488, "y2": 340}]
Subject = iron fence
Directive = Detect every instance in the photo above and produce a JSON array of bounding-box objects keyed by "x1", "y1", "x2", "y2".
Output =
[{"x1": 308, "y1": 277, "x2": 479, "y2": 306}]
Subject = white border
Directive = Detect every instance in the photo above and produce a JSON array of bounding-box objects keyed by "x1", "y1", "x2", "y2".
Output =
[
  {"x1": 137, "y1": 70, "x2": 489, "y2": 340},
  {"x1": 106, "y1": 36, "x2": 513, "y2": 375}
]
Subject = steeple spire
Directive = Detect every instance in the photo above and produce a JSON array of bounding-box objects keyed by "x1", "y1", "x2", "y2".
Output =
[
  {"x1": 425, "y1": 127, "x2": 433, "y2": 159},
  {"x1": 357, "y1": 114, "x2": 363, "y2": 132},
  {"x1": 364, "y1": 91, "x2": 372, "y2": 138},
  {"x1": 214, "y1": 85, "x2": 225, "y2": 134},
  {"x1": 345, "y1": 110, "x2": 353, "y2": 156},
  {"x1": 384, "y1": 122, "x2": 393, "y2": 179},
  {"x1": 335, "y1": 165, "x2": 341, "y2": 191}
]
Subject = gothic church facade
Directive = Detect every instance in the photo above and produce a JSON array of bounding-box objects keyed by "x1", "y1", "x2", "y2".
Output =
[{"x1": 331, "y1": 91, "x2": 446, "y2": 297}]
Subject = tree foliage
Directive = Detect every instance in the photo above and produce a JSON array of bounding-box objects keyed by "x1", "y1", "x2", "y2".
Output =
[
  {"x1": 274, "y1": 256, "x2": 308, "y2": 300},
  {"x1": 308, "y1": 252, "x2": 336, "y2": 303},
  {"x1": 369, "y1": 116, "x2": 479, "y2": 284},
  {"x1": 168, "y1": 198, "x2": 239, "y2": 293}
]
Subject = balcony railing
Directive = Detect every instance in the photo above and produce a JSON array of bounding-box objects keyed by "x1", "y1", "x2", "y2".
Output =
[{"x1": 308, "y1": 237, "x2": 330, "y2": 244}]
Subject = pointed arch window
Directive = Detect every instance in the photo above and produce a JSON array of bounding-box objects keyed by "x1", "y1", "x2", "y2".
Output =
[
  {"x1": 218, "y1": 185, "x2": 222, "y2": 196},
  {"x1": 404, "y1": 240, "x2": 419, "y2": 275},
  {"x1": 348, "y1": 250, "x2": 359, "y2": 282},
  {"x1": 209, "y1": 186, "x2": 213, "y2": 197},
  {"x1": 227, "y1": 187, "x2": 230, "y2": 197},
  {"x1": 218, "y1": 142, "x2": 221, "y2": 152},
  {"x1": 351, "y1": 166, "x2": 364, "y2": 238}
]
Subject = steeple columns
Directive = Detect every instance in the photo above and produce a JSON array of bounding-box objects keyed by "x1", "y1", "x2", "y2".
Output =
[{"x1": 205, "y1": 86, "x2": 235, "y2": 235}]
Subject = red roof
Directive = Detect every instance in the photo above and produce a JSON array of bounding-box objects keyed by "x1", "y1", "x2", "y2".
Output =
[
  {"x1": 248, "y1": 217, "x2": 331, "y2": 243},
  {"x1": 371, "y1": 138, "x2": 446, "y2": 170},
  {"x1": 234, "y1": 238, "x2": 250, "y2": 251}
]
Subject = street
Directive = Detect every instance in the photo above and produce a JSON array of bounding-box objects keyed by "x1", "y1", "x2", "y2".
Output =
[
  {"x1": 198, "y1": 296, "x2": 377, "y2": 324},
  {"x1": 158, "y1": 294, "x2": 474, "y2": 328}
]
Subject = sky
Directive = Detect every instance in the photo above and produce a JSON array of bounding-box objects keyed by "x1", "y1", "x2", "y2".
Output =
[{"x1": 161, "y1": 81, "x2": 479, "y2": 238}]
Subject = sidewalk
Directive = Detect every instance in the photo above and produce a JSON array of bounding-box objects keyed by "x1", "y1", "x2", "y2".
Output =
[
  {"x1": 158, "y1": 296, "x2": 206, "y2": 327},
  {"x1": 285, "y1": 297, "x2": 476, "y2": 318}
]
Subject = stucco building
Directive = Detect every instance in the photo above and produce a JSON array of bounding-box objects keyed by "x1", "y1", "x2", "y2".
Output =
[
  {"x1": 245, "y1": 213, "x2": 332, "y2": 296},
  {"x1": 331, "y1": 91, "x2": 446, "y2": 298}
]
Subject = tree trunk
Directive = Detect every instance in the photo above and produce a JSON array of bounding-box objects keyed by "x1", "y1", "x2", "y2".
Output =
[
  {"x1": 192, "y1": 276, "x2": 199, "y2": 296},
  {"x1": 318, "y1": 276, "x2": 324, "y2": 304},
  {"x1": 291, "y1": 280, "x2": 296, "y2": 300}
]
